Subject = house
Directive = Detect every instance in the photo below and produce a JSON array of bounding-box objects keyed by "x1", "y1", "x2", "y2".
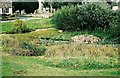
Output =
[
  {"x1": 112, "y1": 5, "x2": 119, "y2": 10},
  {"x1": 111, "y1": 0, "x2": 120, "y2": 10},
  {"x1": 0, "y1": 0, "x2": 44, "y2": 14},
  {"x1": 0, "y1": 1, "x2": 12, "y2": 14}
]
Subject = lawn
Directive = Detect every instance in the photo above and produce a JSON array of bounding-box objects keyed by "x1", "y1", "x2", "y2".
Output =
[
  {"x1": 1, "y1": 18, "x2": 120, "y2": 76},
  {"x1": 1, "y1": 18, "x2": 53, "y2": 33},
  {"x1": 2, "y1": 56, "x2": 119, "y2": 76}
]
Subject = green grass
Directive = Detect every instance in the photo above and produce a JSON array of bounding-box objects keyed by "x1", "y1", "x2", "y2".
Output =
[
  {"x1": 2, "y1": 56, "x2": 119, "y2": 76},
  {"x1": 1, "y1": 17, "x2": 118, "y2": 44},
  {"x1": 1, "y1": 22, "x2": 13, "y2": 33},
  {"x1": 1, "y1": 18, "x2": 120, "y2": 76},
  {"x1": 1, "y1": 29, "x2": 119, "y2": 57},
  {"x1": 1, "y1": 17, "x2": 119, "y2": 44},
  {"x1": 1, "y1": 18, "x2": 53, "y2": 33}
]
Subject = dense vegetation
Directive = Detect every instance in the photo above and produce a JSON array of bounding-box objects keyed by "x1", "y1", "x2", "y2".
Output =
[
  {"x1": 52, "y1": 3, "x2": 112, "y2": 31},
  {"x1": 43, "y1": 2, "x2": 82, "y2": 9},
  {"x1": 52, "y1": 3, "x2": 120, "y2": 44},
  {"x1": 2, "y1": 28, "x2": 119, "y2": 76},
  {"x1": 2, "y1": 19, "x2": 119, "y2": 76},
  {"x1": 1, "y1": 2, "x2": 120, "y2": 76}
]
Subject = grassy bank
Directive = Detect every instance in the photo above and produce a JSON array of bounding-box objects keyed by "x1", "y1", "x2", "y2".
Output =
[
  {"x1": 2, "y1": 56, "x2": 119, "y2": 76},
  {"x1": 2, "y1": 29, "x2": 119, "y2": 76},
  {"x1": 1, "y1": 18, "x2": 120, "y2": 76}
]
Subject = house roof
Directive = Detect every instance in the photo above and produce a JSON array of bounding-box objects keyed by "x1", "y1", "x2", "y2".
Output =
[{"x1": 0, "y1": 2, "x2": 12, "y2": 8}]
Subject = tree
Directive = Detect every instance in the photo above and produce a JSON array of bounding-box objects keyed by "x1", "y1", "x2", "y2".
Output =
[
  {"x1": 12, "y1": 0, "x2": 39, "y2": 13},
  {"x1": 12, "y1": 2, "x2": 24, "y2": 13},
  {"x1": 23, "y1": 2, "x2": 39, "y2": 13},
  {"x1": 42, "y1": 2, "x2": 82, "y2": 10}
]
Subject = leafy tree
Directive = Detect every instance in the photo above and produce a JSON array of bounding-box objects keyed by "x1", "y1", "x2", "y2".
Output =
[
  {"x1": 12, "y1": 0, "x2": 39, "y2": 13},
  {"x1": 23, "y1": 2, "x2": 39, "y2": 13},
  {"x1": 42, "y1": 2, "x2": 82, "y2": 10},
  {"x1": 52, "y1": 3, "x2": 114, "y2": 31},
  {"x1": 12, "y1": 2, "x2": 24, "y2": 13}
]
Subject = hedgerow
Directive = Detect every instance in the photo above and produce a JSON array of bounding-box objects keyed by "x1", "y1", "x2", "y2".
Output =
[{"x1": 52, "y1": 3, "x2": 114, "y2": 31}]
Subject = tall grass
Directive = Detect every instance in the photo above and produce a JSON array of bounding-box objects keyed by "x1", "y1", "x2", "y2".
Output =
[
  {"x1": 1, "y1": 29, "x2": 119, "y2": 73},
  {"x1": 1, "y1": 29, "x2": 119, "y2": 57},
  {"x1": 45, "y1": 42, "x2": 118, "y2": 58}
]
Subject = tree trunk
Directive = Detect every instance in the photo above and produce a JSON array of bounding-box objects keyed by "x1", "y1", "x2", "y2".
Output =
[{"x1": 50, "y1": 0, "x2": 53, "y2": 13}]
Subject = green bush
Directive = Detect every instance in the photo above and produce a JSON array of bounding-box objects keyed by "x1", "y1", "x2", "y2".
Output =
[
  {"x1": 52, "y1": 3, "x2": 114, "y2": 31},
  {"x1": 12, "y1": 41, "x2": 46, "y2": 56},
  {"x1": 12, "y1": 19, "x2": 31, "y2": 34},
  {"x1": 107, "y1": 11, "x2": 120, "y2": 44},
  {"x1": 20, "y1": 41, "x2": 46, "y2": 56}
]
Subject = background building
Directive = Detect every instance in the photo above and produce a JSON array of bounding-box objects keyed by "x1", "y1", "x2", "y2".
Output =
[{"x1": 0, "y1": 1, "x2": 12, "y2": 14}]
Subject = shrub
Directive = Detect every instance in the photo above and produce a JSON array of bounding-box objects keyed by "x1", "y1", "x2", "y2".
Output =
[
  {"x1": 12, "y1": 19, "x2": 31, "y2": 34},
  {"x1": 107, "y1": 11, "x2": 120, "y2": 44},
  {"x1": 52, "y1": 5, "x2": 77, "y2": 31},
  {"x1": 20, "y1": 41, "x2": 46, "y2": 56},
  {"x1": 11, "y1": 41, "x2": 46, "y2": 56},
  {"x1": 52, "y1": 3, "x2": 114, "y2": 31}
]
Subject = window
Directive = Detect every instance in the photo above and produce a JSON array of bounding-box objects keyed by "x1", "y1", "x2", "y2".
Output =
[{"x1": 2, "y1": 8, "x2": 9, "y2": 14}]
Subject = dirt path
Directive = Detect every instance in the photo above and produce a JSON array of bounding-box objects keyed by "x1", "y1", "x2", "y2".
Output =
[{"x1": 30, "y1": 28, "x2": 55, "y2": 33}]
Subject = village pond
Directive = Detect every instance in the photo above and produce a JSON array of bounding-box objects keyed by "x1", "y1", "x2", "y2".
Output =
[{"x1": 1, "y1": 16, "x2": 41, "y2": 23}]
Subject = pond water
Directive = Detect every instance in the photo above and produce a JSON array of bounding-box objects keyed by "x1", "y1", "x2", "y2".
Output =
[{"x1": 1, "y1": 16, "x2": 41, "y2": 23}]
